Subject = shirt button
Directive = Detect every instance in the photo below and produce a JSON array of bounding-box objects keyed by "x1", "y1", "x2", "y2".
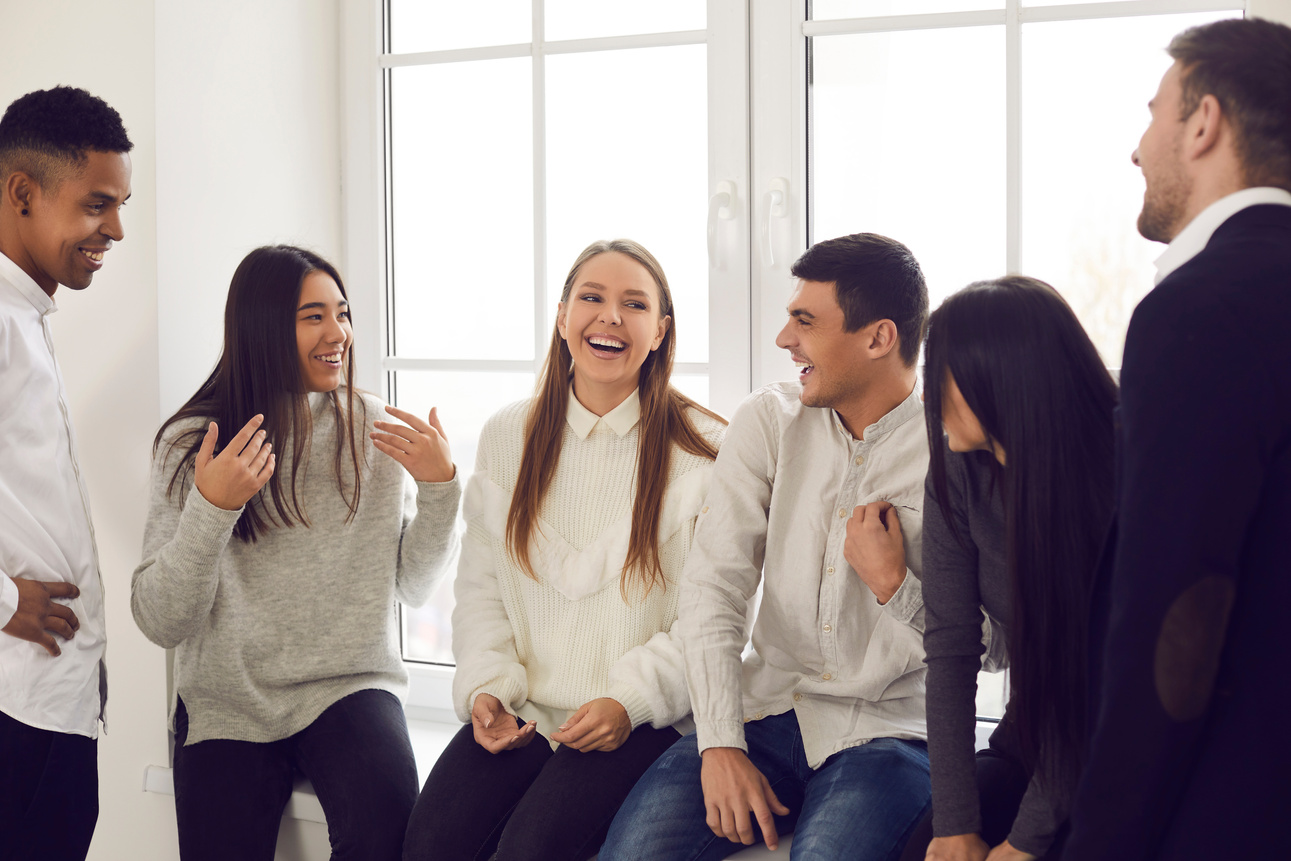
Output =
[
  {"x1": 793, "y1": 693, "x2": 802, "y2": 702},
  {"x1": 822, "y1": 673, "x2": 833, "y2": 681},
  {"x1": 754, "y1": 712, "x2": 764, "y2": 720},
  {"x1": 826, "y1": 566, "x2": 835, "y2": 575},
  {"x1": 701, "y1": 506, "x2": 709, "y2": 514},
  {"x1": 854, "y1": 455, "x2": 864, "y2": 466},
  {"x1": 838, "y1": 508, "x2": 847, "y2": 518},
  {"x1": 823, "y1": 624, "x2": 832, "y2": 633}
]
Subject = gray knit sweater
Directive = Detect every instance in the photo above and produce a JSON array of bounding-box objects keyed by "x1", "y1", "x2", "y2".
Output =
[
  {"x1": 921, "y1": 445, "x2": 1064, "y2": 856},
  {"x1": 132, "y1": 391, "x2": 461, "y2": 745}
]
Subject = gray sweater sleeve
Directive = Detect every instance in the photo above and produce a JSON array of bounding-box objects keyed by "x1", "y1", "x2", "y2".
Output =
[
  {"x1": 131, "y1": 429, "x2": 243, "y2": 649},
  {"x1": 922, "y1": 451, "x2": 992, "y2": 838},
  {"x1": 392, "y1": 474, "x2": 462, "y2": 608}
]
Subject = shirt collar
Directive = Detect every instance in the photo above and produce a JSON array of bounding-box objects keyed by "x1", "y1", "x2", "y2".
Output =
[
  {"x1": 1154, "y1": 187, "x2": 1291, "y2": 285},
  {"x1": 566, "y1": 386, "x2": 641, "y2": 440},
  {"x1": 830, "y1": 382, "x2": 923, "y2": 442},
  {"x1": 0, "y1": 250, "x2": 56, "y2": 317}
]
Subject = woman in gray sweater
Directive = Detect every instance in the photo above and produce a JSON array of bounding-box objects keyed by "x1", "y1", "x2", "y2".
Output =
[
  {"x1": 132, "y1": 245, "x2": 461, "y2": 861},
  {"x1": 901, "y1": 277, "x2": 1117, "y2": 861}
]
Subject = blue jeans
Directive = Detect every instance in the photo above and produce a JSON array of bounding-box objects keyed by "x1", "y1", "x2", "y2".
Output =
[{"x1": 601, "y1": 710, "x2": 931, "y2": 861}]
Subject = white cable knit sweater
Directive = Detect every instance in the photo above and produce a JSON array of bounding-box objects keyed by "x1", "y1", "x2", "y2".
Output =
[{"x1": 451, "y1": 389, "x2": 724, "y2": 743}]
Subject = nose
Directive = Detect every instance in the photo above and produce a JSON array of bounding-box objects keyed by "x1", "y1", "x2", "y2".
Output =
[
  {"x1": 102, "y1": 207, "x2": 124, "y2": 242},
  {"x1": 598, "y1": 302, "x2": 622, "y2": 326},
  {"x1": 1131, "y1": 148, "x2": 1141, "y2": 167},
  {"x1": 324, "y1": 315, "x2": 347, "y2": 344},
  {"x1": 774, "y1": 318, "x2": 794, "y2": 350}
]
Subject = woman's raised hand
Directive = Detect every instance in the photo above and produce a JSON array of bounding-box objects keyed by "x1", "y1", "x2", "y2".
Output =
[
  {"x1": 194, "y1": 415, "x2": 276, "y2": 511},
  {"x1": 471, "y1": 692, "x2": 538, "y2": 754},
  {"x1": 371, "y1": 405, "x2": 455, "y2": 483},
  {"x1": 550, "y1": 698, "x2": 631, "y2": 752}
]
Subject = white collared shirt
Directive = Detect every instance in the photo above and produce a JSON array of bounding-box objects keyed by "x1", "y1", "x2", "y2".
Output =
[
  {"x1": 565, "y1": 385, "x2": 641, "y2": 439},
  {"x1": 1154, "y1": 187, "x2": 1291, "y2": 285},
  {"x1": 680, "y1": 382, "x2": 931, "y2": 769},
  {"x1": 0, "y1": 251, "x2": 106, "y2": 737}
]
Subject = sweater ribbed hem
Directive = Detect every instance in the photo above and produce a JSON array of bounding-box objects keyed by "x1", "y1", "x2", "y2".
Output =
[
  {"x1": 473, "y1": 676, "x2": 527, "y2": 718},
  {"x1": 608, "y1": 682, "x2": 654, "y2": 730}
]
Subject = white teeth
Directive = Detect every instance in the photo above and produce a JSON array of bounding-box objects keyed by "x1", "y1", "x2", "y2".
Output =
[
  {"x1": 794, "y1": 361, "x2": 813, "y2": 369},
  {"x1": 82, "y1": 250, "x2": 104, "y2": 261},
  {"x1": 589, "y1": 336, "x2": 626, "y2": 349}
]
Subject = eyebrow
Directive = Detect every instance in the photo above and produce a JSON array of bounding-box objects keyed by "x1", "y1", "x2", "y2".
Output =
[
  {"x1": 788, "y1": 307, "x2": 816, "y2": 320},
  {"x1": 86, "y1": 191, "x2": 131, "y2": 203},
  {"x1": 298, "y1": 300, "x2": 349, "y2": 312}
]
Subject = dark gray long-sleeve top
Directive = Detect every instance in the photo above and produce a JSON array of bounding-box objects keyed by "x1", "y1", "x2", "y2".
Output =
[{"x1": 921, "y1": 445, "x2": 1064, "y2": 856}]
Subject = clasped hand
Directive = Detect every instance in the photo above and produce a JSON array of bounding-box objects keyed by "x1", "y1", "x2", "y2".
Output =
[
  {"x1": 843, "y1": 500, "x2": 907, "y2": 604},
  {"x1": 550, "y1": 698, "x2": 631, "y2": 752},
  {"x1": 927, "y1": 834, "x2": 1037, "y2": 861},
  {"x1": 371, "y1": 405, "x2": 455, "y2": 483}
]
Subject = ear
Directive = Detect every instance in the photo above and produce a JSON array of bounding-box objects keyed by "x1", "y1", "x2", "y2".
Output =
[
  {"x1": 651, "y1": 315, "x2": 671, "y2": 351},
  {"x1": 867, "y1": 319, "x2": 900, "y2": 360},
  {"x1": 1183, "y1": 93, "x2": 1225, "y2": 161},
  {"x1": 4, "y1": 171, "x2": 37, "y2": 216},
  {"x1": 556, "y1": 302, "x2": 568, "y2": 341}
]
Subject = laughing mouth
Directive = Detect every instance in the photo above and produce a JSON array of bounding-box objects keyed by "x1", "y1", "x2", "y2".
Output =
[
  {"x1": 794, "y1": 359, "x2": 814, "y2": 375},
  {"x1": 314, "y1": 351, "x2": 344, "y2": 366},
  {"x1": 79, "y1": 248, "x2": 106, "y2": 263},
  {"x1": 588, "y1": 335, "x2": 627, "y2": 354}
]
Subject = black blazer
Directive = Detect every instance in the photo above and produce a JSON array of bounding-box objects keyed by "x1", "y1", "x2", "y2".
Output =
[{"x1": 1066, "y1": 203, "x2": 1291, "y2": 860}]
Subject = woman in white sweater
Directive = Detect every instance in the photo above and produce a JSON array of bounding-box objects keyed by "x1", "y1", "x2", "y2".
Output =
[
  {"x1": 402, "y1": 240, "x2": 726, "y2": 861},
  {"x1": 132, "y1": 245, "x2": 461, "y2": 861}
]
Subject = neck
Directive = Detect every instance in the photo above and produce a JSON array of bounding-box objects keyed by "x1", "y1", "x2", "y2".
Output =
[
  {"x1": 571, "y1": 375, "x2": 637, "y2": 417},
  {"x1": 834, "y1": 365, "x2": 916, "y2": 439},
  {"x1": 0, "y1": 223, "x2": 55, "y2": 296}
]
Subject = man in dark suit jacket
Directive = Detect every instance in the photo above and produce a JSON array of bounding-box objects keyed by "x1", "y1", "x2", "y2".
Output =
[{"x1": 1065, "y1": 17, "x2": 1291, "y2": 861}]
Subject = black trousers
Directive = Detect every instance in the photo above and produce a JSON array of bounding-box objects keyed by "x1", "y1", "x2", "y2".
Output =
[
  {"x1": 173, "y1": 689, "x2": 418, "y2": 861},
  {"x1": 0, "y1": 709, "x2": 98, "y2": 861},
  {"x1": 899, "y1": 718, "x2": 1068, "y2": 861},
  {"x1": 402, "y1": 716, "x2": 681, "y2": 861}
]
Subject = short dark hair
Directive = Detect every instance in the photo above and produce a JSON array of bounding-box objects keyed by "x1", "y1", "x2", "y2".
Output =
[
  {"x1": 0, "y1": 86, "x2": 133, "y2": 190},
  {"x1": 1168, "y1": 17, "x2": 1291, "y2": 191},
  {"x1": 790, "y1": 232, "x2": 929, "y2": 366}
]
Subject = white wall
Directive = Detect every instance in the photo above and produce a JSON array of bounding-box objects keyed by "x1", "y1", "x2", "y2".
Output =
[{"x1": 2, "y1": 0, "x2": 342, "y2": 858}]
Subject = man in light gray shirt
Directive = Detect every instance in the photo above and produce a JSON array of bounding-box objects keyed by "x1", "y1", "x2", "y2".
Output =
[{"x1": 602, "y1": 233, "x2": 934, "y2": 860}]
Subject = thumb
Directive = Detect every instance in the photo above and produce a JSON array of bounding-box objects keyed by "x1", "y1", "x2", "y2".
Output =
[
  {"x1": 887, "y1": 506, "x2": 903, "y2": 539},
  {"x1": 426, "y1": 406, "x2": 446, "y2": 438},
  {"x1": 560, "y1": 703, "x2": 590, "y2": 731},
  {"x1": 197, "y1": 422, "x2": 219, "y2": 467}
]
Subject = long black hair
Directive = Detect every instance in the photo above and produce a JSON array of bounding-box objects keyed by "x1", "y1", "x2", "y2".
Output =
[
  {"x1": 924, "y1": 275, "x2": 1118, "y2": 795},
  {"x1": 155, "y1": 245, "x2": 366, "y2": 542}
]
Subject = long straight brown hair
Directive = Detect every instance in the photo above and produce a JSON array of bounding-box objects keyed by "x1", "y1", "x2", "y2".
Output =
[
  {"x1": 506, "y1": 239, "x2": 725, "y2": 599},
  {"x1": 155, "y1": 245, "x2": 367, "y2": 542}
]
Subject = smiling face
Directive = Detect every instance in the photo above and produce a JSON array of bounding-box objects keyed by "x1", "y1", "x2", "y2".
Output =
[
  {"x1": 16, "y1": 150, "x2": 132, "y2": 294},
  {"x1": 1133, "y1": 61, "x2": 1193, "y2": 243},
  {"x1": 775, "y1": 278, "x2": 878, "y2": 412},
  {"x1": 556, "y1": 251, "x2": 670, "y2": 412},
  {"x1": 295, "y1": 270, "x2": 352, "y2": 393}
]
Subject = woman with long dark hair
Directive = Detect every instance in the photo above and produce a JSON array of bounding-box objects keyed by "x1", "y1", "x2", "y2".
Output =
[
  {"x1": 401, "y1": 239, "x2": 726, "y2": 861},
  {"x1": 900, "y1": 276, "x2": 1117, "y2": 861},
  {"x1": 131, "y1": 245, "x2": 461, "y2": 860}
]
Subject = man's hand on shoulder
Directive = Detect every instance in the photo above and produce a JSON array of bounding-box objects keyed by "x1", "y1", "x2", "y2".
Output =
[
  {"x1": 700, "y1": 746, "x2": 791, "y2": 850},
  {"x1": 844, "y1": 501, "x2": 906, "y2": 604},
  {"x1": 2, "y1": 577, "x2": 80, "y2": 656}
]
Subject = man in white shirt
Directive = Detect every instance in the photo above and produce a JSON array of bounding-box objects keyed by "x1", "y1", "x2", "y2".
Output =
[
  {"x1": 1066, "y1": 18, "x2": 1291, "y2": 861},
  {"x1": 602, "y1": 233, "x2": 933, "y2": 860},
  {"x1": 0, "y1": 86, "x2": 133, "y2": 861}
]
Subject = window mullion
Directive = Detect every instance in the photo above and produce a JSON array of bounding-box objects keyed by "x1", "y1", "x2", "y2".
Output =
[
  {"x1": 532, "y1": 0, "x2": 548, "y2": 375},
  {"x1": 1006, "y1": 0, "x2": 1022, "y2": 275}
]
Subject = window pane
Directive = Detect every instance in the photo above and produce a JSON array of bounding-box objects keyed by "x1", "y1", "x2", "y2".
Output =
[
  {"x1": 396, "y1": 370, "x2": 537, "y2": 664},
  {"x1": 545, "y1": 1, "x2": 704, "y2": 42},
  {"x1": 1020, "y1": 11, "x2": 1239, "y2": 365},
  {"x1": 811, "y1": 27, "x2": 1006, "y2": 309},
  {"x1": 813, "y1": 0, "x2": 1003, "y2": 18},
  {"x1": 545, "y1": 45, "x2": 709, "y2": 364},
  {"x1": 976, "y1": 669, "x2": 1006, "y2": 719},
  {"x1": 671, "y1": 373, "x2": 711, "y2": 410},
  {"x1": 390, "y1": 60, "x2": 534, "y2": 361},
  {"x1": 388, "y1": 0, "x2": 531, "y2": 54}
]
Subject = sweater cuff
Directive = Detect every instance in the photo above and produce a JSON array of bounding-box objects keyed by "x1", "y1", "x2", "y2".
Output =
[
  {"x1": 472, "y1": 676, "x2": 526, "y2": 716},
  {"x1": 415, "y1": 471, "x2": 462, "y2": 504},
  {"x1": 179, "y1": 484, "x2": 244, "y2": 555},
  {"x1": 881, "y1": 567, "x2": 922, "y2": 624},
  {"x1": 608, "y1": 683, "x2": 654, "y2": 730},
  {"x1": 695, "y1": 719, "x2": 747, "y2": 755},
  {"x1": 1007, "y1": 827, "x2": 1054, "y2": 859}
]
